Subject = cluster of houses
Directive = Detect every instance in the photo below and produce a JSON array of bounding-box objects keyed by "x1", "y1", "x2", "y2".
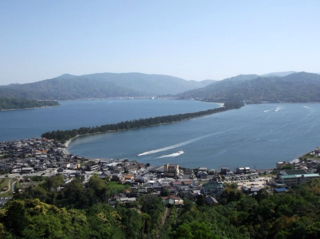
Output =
[
  {"x1": 273, "y1": 149, "x2": 320, "y2": 188},
  {"x1": 0, "y1": 138, "x2": 84, "y2": 175},
  {"x1": 1, "y1": 138, "x2": 320, "y2": 207},
  {"x1": 105, "y1": 164, "x2": 226, "y2": 206}
]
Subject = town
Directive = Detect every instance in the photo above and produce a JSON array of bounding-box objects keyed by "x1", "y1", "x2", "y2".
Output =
[{"x1": 0, "y1": 137, "x2": 320, "y2": 208}]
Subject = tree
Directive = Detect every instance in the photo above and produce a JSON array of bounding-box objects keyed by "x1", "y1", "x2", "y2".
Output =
[{"x1": 173, "y1": 221, "x2": 219, "y2": 239}]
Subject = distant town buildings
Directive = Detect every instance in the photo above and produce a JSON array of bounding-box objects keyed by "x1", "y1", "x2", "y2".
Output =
[
  {"x1": 1, "y1": 138, "x2": 320, "y2": 209},
  {"x1": 278, "y1": 169, "x2": 319, "y2": 185}
]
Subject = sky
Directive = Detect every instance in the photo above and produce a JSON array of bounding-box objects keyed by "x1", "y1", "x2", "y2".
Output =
[{"x1": 1, "y1": 1, "x2": 320, "y2": 85}]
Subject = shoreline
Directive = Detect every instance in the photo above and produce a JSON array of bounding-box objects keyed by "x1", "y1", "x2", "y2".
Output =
[
  {"x1": 63, "y1": 111, "x2": 229, "y2": 154},
  {"x1": 51, "y1": 102, "x2": 233, "y2": 154},
  {"x1": 0, "y1": 105, "x2": 59, "y2": 112}
]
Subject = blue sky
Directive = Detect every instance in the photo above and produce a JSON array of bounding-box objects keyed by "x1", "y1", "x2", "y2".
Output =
[{"x1": 1, "y1": 1, "x2": 319, "y2": 84}]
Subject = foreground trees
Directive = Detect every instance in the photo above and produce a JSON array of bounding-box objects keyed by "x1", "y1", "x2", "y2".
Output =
[{"x1": 4, "y1": 174, "x2": 320, "y2": 238}]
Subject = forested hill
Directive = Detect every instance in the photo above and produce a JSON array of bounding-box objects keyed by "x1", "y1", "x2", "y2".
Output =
[
  {"x1": 178, "y1": 72, "x2": 320, "y2": 102},
  {"x1": 4, "y1": 169, "x2": 320, "y2": 238},
  {"x1": 0, "y1": 98, "x2": 59, "y2": 110},
  {"x1": 0, "y1": 73, "x2": 214, "y2": 100}
]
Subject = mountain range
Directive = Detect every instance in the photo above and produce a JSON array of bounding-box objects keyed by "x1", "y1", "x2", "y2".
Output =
[
  {"x1": 1, "y1": 71, "x2": 320, "y2": 102},
  {"x1": 0, "y1": 73, "x2": 214, "y2": 100},
  {"x1": 178, "y1": 72, "x2": 320, "y2": 102}
]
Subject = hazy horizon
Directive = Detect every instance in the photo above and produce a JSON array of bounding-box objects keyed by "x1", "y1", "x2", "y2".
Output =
[
  {"x1": 3, "y1": 70, "x2": 320, "y2": 86},
  {"x1": 1, "y1": 1, "x2": 319, "y2": 85}
]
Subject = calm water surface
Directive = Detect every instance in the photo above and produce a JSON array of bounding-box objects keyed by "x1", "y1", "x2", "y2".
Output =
[
  {"x1": 68, "y1": 103, "x2": 320, "y2": 169},
  {"x1": 0, "y1": 99, "x2": 218, "y2": 141},
  {"x1": 1, "y1": 100, "x2": 319, "y2": 169}
]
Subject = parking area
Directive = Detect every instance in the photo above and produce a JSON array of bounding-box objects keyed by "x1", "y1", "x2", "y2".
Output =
[{"x1": 237, "y1": 177, "x2": 272, "y2": 189}]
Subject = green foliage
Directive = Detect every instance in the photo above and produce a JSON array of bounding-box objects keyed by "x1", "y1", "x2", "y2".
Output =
[
  {"x1": 173, "y1": 221, "x2": 219, "y2": 239},
  {"x1": 0, "y1": 72, "x2": 214, "y2": 100},
  {"x1": 141, "y1": 196, "x2": 165, "y2": 236},
  {"x1": 0, "y1": 97, "x2": 58, "y2": 110},
  {"x1": 280, "y1": 164, "x2": 294, "y2": 170},
  {"x1": 8, "y1": 174, "x2": 320, "y2": 238},
  {"x1": 179, "y1": 72, "x2": 320, "y2": 102}
]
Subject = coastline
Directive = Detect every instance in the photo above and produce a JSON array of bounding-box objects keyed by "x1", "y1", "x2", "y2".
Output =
[
  {"x1": 63, "y1": 135, "x2": 80, "y2": 154},
  {"x1": 48, "y1": 102, "x2": 242, "y2": 157},
  {"x1": 0, "y1": 105, "x2": 59, "y2": 112},
  {"x1": 62, "y1": 112, "x2": 228, "y2": 155}
]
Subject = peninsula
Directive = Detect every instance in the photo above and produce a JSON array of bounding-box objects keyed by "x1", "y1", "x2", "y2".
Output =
[
  {"x1": 41, "y1": 101, "x2": 244, "y2": 142},
  {"x1": 0, "y1": 98, "x2": 59, "y2": 111}
]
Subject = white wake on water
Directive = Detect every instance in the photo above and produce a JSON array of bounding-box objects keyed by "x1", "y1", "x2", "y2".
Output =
[
  {"x1": 264, "y1": 106, "x2": 282, "y2": 113},
  {"x1": 137, "y1": 134, "x2": 212, "y2": 156},
  {"x1": 156, "y1": 150, "x2": 184, "y2": 159}
]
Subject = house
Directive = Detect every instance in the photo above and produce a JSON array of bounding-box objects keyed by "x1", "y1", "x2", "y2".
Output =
[
  {"x1": 138, "y1": 188, "x2": 148, "y2": 194},
  {"x1": 124, "y1": 165, "x2": 138, "y2": 174},
  {"x1": 182, "y1": 180, "x2": 193, "y2": 186},
  {"x1": 88, "y1": 164, "x2": 100, "y2": 171},
  {"x1": 198, "y1": 167, "x2": 208, "y2": 172},
  {"x1": 118, "y1": 197, "x2": 136, "y2": 204},
  {"x1": 278, "y1": 169, "x2": 319, "y2": 185},
  {"x1": 236, "y1": 166, "x2": 251, "y2": 174},
  {"x1": 20, "y1": 167, "x2": 34, "y2": 174},
  {"x1": 34, "y1": 165, "x2": 46, "y2": 171},
  {"x1": 236, "y1": 167, "x2": 245, "y2": 174},
  {"x1": 164, "y1": 164, "x2": 179, "y2": 177},
  {"x1": 221, "y1": 167, "x2": 230, "y2": 175},
  {"x1": 205, "y1": 196, "x2": 218, "y2": 205},
  {"x1": 123, "y1": 174, "x2": 135, "y2": 184},
  {"x1": 197, "y1": 171, "x2": 208, "y2": 179},
  {"x1": 208, "y1": 169, "x2": 217, "y2": 175},
  {"x1": 111, "y1": 173, "x2": 123, "y2": 182},
  {"x1": 162, "y1": 195, "x2": 184, "y2": 206},
  {"x1": 135, "y1": 176, "x2": 146, "y2": 183},
  {"x1": 171, "y1": 181, "x2": 182, "y2": 188},
  {"x1": 183, "y1": 168, "x2": 193, "y2": 175},
  {"x1": 201, "y1": 180, "x2": 225, "y2": 197},
  {"x1": 187, "y1": 190, "x2": 202, "y2": 200},
  {"x1": 279, "y1": 173, "x2": 319, "y2": 185},
  {"x1": 68, "y1": 163, "x2": 80, "y2": 170},
  {"x1": 60, "y1": 162, "x2": 71, "y2": 169},
  {"x1": 250, "y1": 187, "x2": 260, "y2": 193}
]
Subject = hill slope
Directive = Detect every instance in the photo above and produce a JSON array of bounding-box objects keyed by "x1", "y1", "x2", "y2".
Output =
[
  {"x1": 0, "y1": 73, "x2": 213, "y2": 100},
  {"x1": 178, "y1": 72, "x2": 320, "y2": 102}
]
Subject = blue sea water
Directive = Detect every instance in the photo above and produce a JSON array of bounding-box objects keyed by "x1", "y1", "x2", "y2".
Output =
[
  {"x1": 1, "y1": 100, "x2": 319, "y2": 169},
  {"x1": 68, "y1": 103, "x2": 320, "y2": 170},
  {"x1": 0, "y1": 99, "x2": 218, "y2": 141}
]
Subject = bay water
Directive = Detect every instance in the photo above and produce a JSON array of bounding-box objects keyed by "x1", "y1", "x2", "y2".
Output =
[{"x1": 1, "y1": 100, "x2": 319, "y2": 170}]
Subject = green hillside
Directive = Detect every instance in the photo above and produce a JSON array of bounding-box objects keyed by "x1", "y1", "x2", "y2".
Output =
[
  {"x1": 0, "y1": 73, "x2": 214, "y2": 100},
  {"x1": 178, "y1": 72, "x2": 320, "y2": 102}
]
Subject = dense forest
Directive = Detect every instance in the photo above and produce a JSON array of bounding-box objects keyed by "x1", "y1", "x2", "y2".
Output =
[
  {"x1": 41, "y1": 102, "x2": 244, "y2": 142},
  {"x1": 0, "y1": 98, "x2": 59, "y2": 110},
  {"x1": 2, "y1": 174, "x2": 320, "y2": 238}
]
